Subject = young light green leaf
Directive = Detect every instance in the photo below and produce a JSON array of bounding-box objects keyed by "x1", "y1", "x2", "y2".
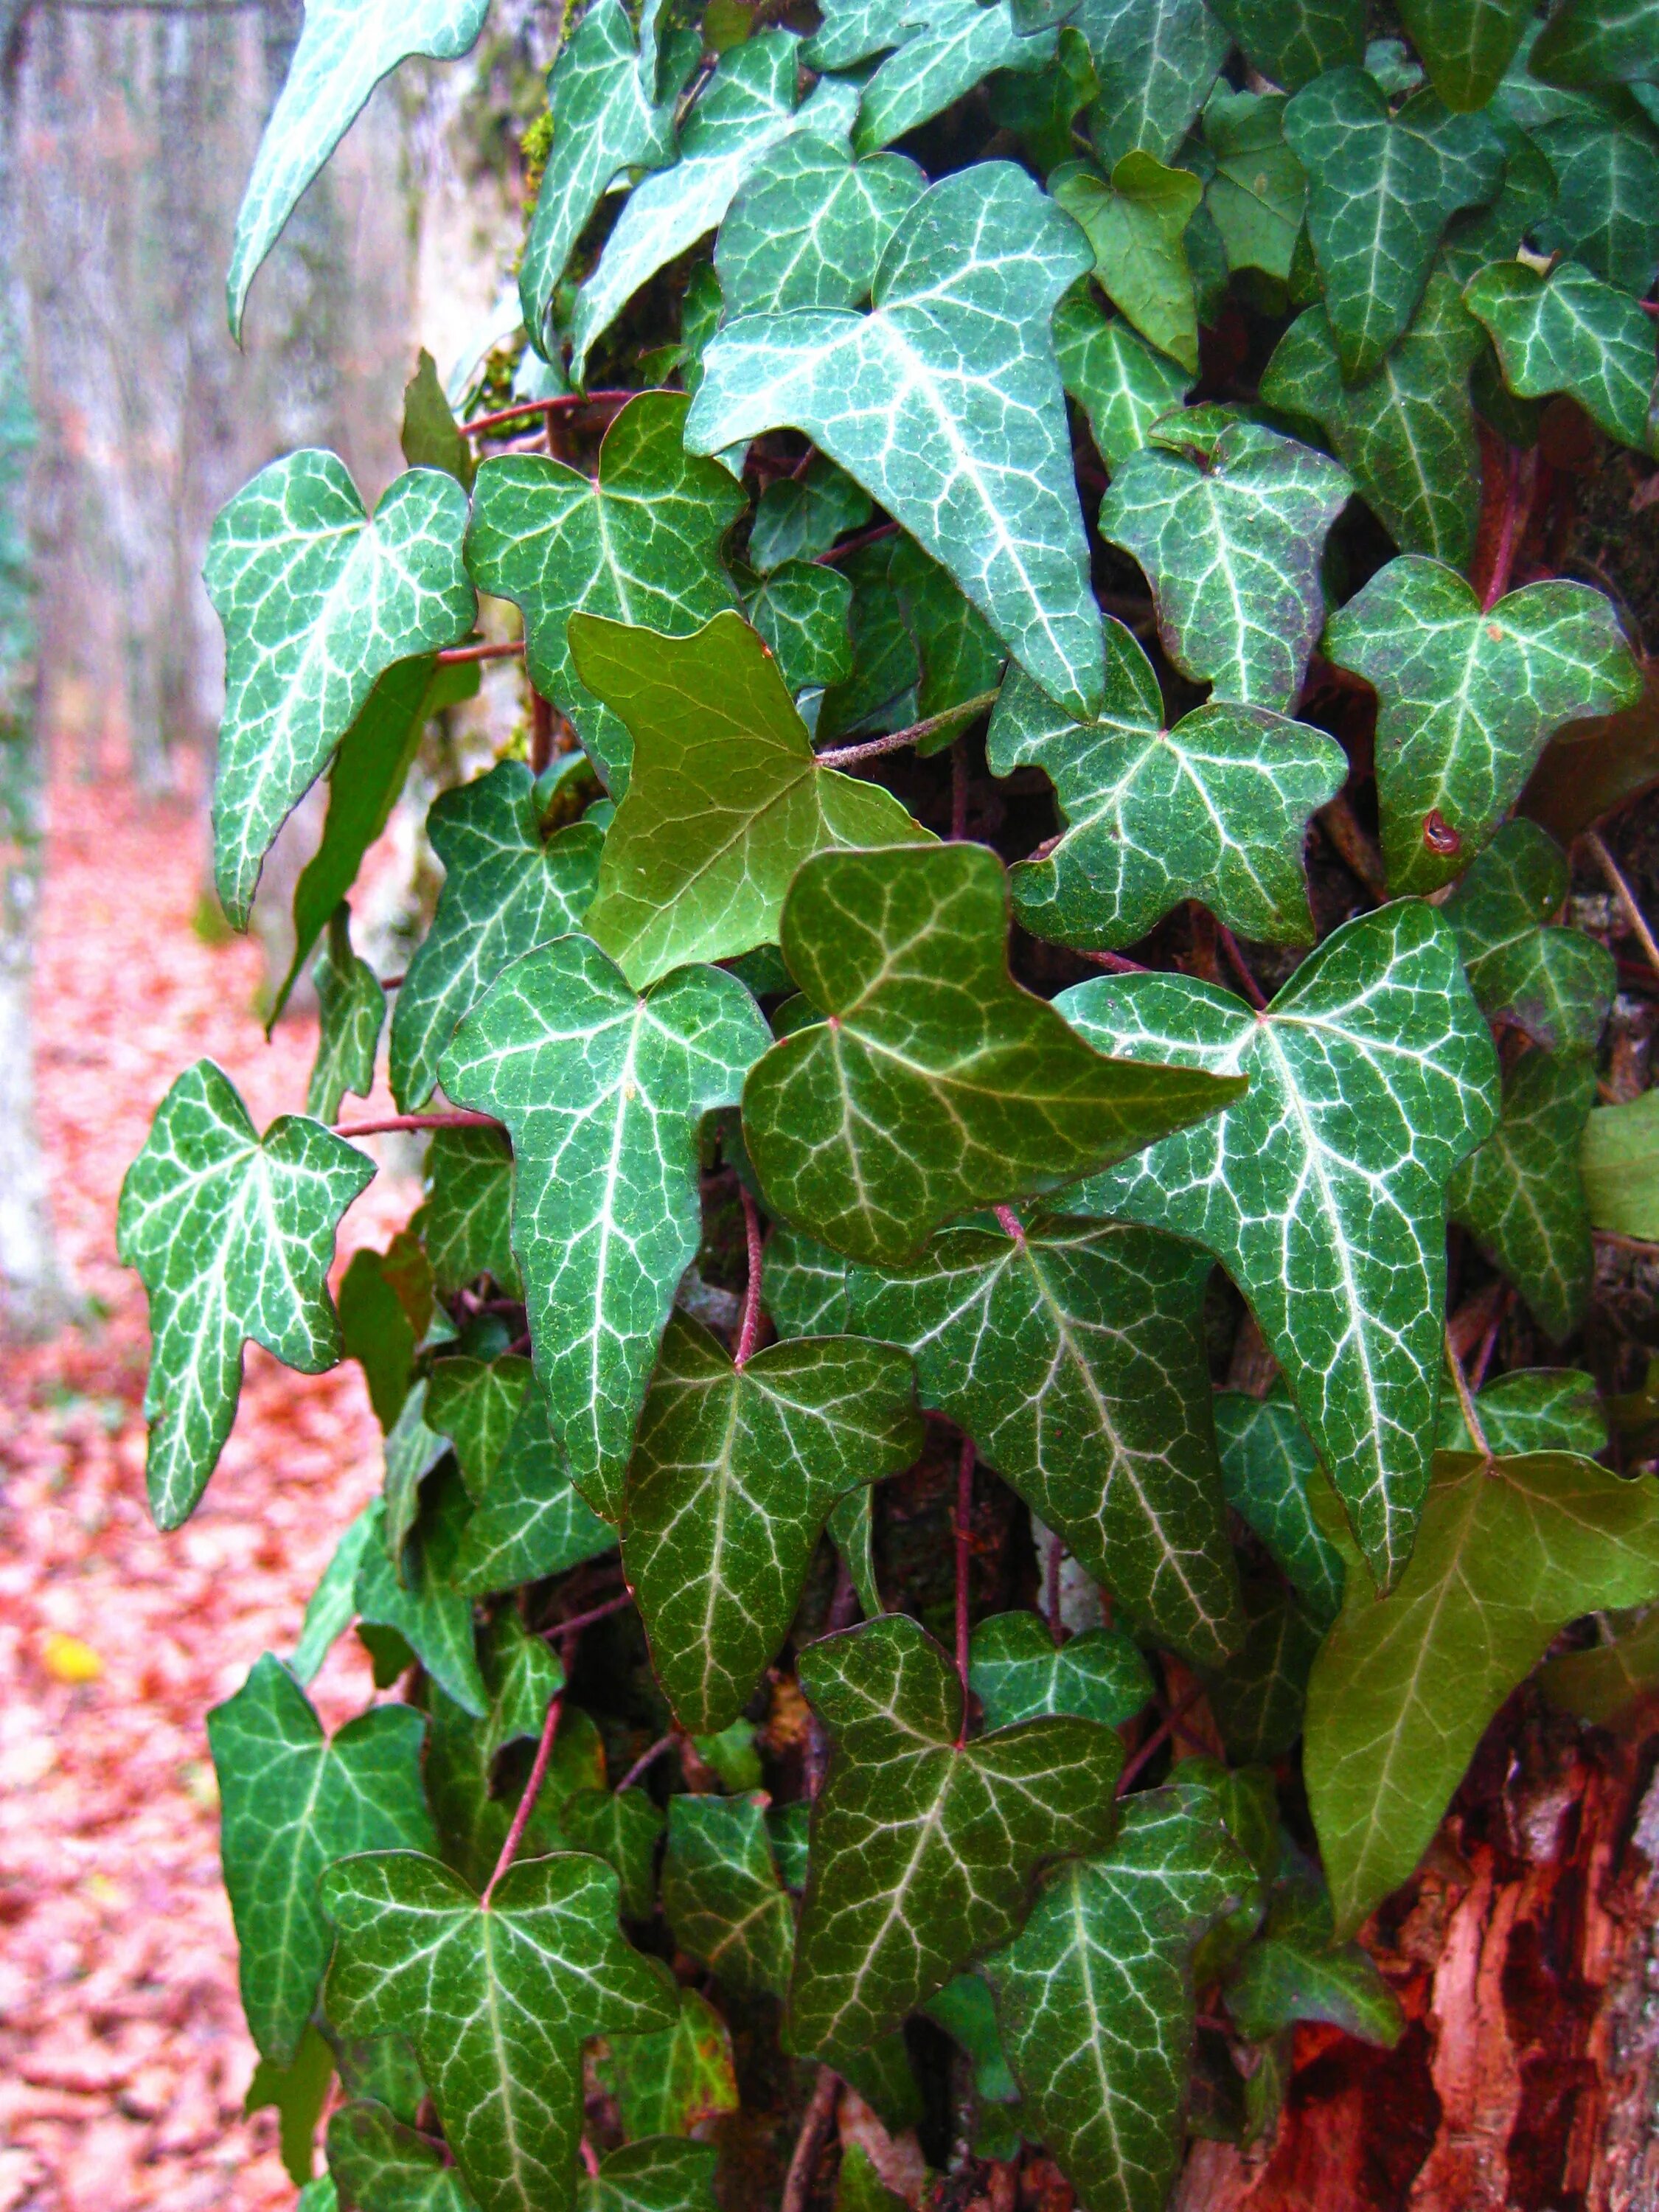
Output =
[
  {"x1": 717, "y1": 138, "x2": 926, "y2": 314},
  {"x1": 402, "y1": 349, "x2": 475, "y2": 490},
  {"x1": 1283, "y1": 71, "x2": 1503, "y2": 380},
  {"x1": 1397, "y1": 0, "x2": 1535, "y2": 110},
  {"x1": 1076, "y1": 0, "x2": 1231, "y2": 173},
  {"x1": 1053, "y1": 290, "x2": 1194, "y2": 473},
  {"x1": 1450, "y1": 1049, "x2": 1596, "y2": 1340},
  {"x1": 308, "y1": 907, "x2": 383, "y2": 1124},
  {"x1": 1323, "y1": 557, "x2": 1642, "y2": 895},
  {"x1": 1581, "y1": 1087, "x2": 1659, "y2": 1239},
  {"x1": 569, "y1": 35, "x2": 859, "y2": 378},
  {"x1": 1214, "y1": 1393, "x2": 1346, "y2": 1629},
  {"x1": 571, "y1": 612, "x2": 930, "y2": 990},
  {"x1": 852, "y1": 1, "x2": 1055, "y2": 155},
  {"x1": 1222, "y1": 1878, "x2": 1402, "y2": 2046},
  {"x1": 661, "y1": 1791, "x2": 796, "y2": 1998},
  {"x1": 389, "y1": 761, "x2": 603, "y2": 1109},
  {"x1": 742, "y1": 843, "x2": 1242, "y2": 1267},
  {"x1": 852, "y1": 1212, "x2": 1243, "y2": 1664},
  {"x1": 424, "y1": 1127, "x2": 521, "y2": 1300},
  {"x1": 1200, "y1": 88, "x2": 1307, "y2": 281},
  {"x1": 1306, "y1": 1448, "x2": 1659, "y2": 1933},
  {"x1": 598, "y1": 1989, "x2": 741, "y2": 2142},
  {"x1": 227, "y1": 0, "x2": 490, "y2": 338},
  {"x1": 790, "y1": 1613, "x2": 1124, "y2": 2065},
  {"x1": 1465, "y1": 259, "x2": 1659, "y2": 458},
  {"x1": 427, "y1": 1355, "x2": 533, "y2": 1503},
  {"x1": 438, "y1": 939, "x2": 771, "y2": 1515},
  {"x1": 206, "y1": 1655, "x2": 434, "y2": 2064},
  {"x1": 989, "y1": 647, "x2": 1346, "y2": 953},
  {"x1": 1060, "y1": 901, "x2": 1499, "y2": 1587},
  {"x1": 1535, "y1": 111, "x2": 1659, "y2": 293},
  {"x1": 465, "y1": 392, "x2": 745, "y2": 796},
  {"x1": 355, "y1": 1482, "x2": 490, "y2": 1717},
  {"x1": 1530, "y1": 0, "x2": 1659, "y2": 86},
  {"x1": 620, "y1": 1311, "x2": 922, "y2": 1732},
  {"x1": 1436, "y1": 1365, "x2": 1608, "y2": 1456},
  {"x1": 1448, "y1": 825, "x2": 1615, "y2": 1060},
  {"x1": 206, "y1": 456, "x2": 474, "y2": 926},
  {"x1": 1051, "y1": 154, "x2": 1203, "y2": 373},
  {"x1": 246, "y1": 2021, "x2": 335, "y2": 2186},
  {"x1": 969, "y1": 1611, "x2": 1154, "y2": 1729},
  {"x1": 1259, "y1": 274, "x2": 1484, "y2": 568},
  {"x1": 580, "y1": 2138, "x2": 719, "y2": 2212},
  {"x1": 322, "y1": 1851, "x2": 678, "y2": 2212},
  {"x1": 743, "y1": 559, "x2": 855, "y2": 693},
  {"x1": 984, "y1": 1782, "x2": 1253, "y2": 2212},
  {"x1": 749, "y1": 456, "x2": 872, "y2": 571},
  {"x1": 686, "y1": 161, "x2": 1107, "y2": 720},
  {"x1": 1100, "y1": 420, "x2": 1351, "y2": 714},
  {"x1": 118, "y1": 1061, "x2": 374, "y2": 1528},
  {"x1": 327, "y1": 2098, "x2": 480, "y2": 2212},
  {"x1": 1207, "y1": 0, "x2": 1366, "y2": 88},
  {"x1": 454, "y1": 1391, "x2": 620, "y2": 1597}
]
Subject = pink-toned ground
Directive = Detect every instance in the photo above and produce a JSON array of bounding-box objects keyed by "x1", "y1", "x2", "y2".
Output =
[{"x1": 0, "y1": 740, "x2": 421, "y2": 2211}]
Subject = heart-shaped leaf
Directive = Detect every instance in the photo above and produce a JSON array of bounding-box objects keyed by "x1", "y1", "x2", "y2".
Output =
[
  {"x1": 1080, "y1": 0, "x2": 1231, "y2": 172},
  {"x1": 1054, "y1": 290, "x2": 1194, "y2": 473},
  {"x1": 1396, "y1": 0, "x2": 1535, "y2": 109},
  {"x1": 1534, "y1": 111, "x2": 1659, "y2": 293},
  {"x1": 1447, "y1": 822, "x2": 1615, "y2": 1058},
  {"x1": 743, "y1": 559, "x2": 856, "y2": 692},
  {"x1": 581, "y1": 2139, "x2": 719, "y2": 2212},
  {"x1": 1200, "y1": 87, "x2": 1307, "y2": 279},
  {"x1": 1051, "y1": 153, "x2": 1203, "y2": 373},
  {"x1": 1465, "y1": 259, "x2": 1659, "y2": 458},
  {"x1": 968, "y1": 1611, "x2": 1154, "y2": 1729},
  {"x1": 1207, "y1": 0, "x2": 1366, "y2": 88},
  {"x1": 716, "y1": 137, "x2": 926, "y2": 313}
]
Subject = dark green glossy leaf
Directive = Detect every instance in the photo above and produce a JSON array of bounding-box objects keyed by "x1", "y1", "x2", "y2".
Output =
[
  {"x1": 307, "y1": 906, "x2": 383, "y2": 1124},
  {"x1": 423, "y1": 1127, "x2": 520, "y2": 1300},
  {"x1": 428, "y1": 1354, "x2": 533, "y2": 1502},
  {"x1": 1450, "y1": 1048, "x2": 1596, "y2": 1340},
  {"x1": 1214, "y1": 1391, "x2": 1346, "y2": 1628},
  {"x1": 717, "y1": 137, "x2": 926, "y2": 313},
  {"x1": 327, "y1": 2098, "x2": 480, "y2": 2212},
  {"x1": 968, "y1": 1610, "x2": 1154, "y2": 1728},
  {"x1": 599, "y1": 1989, "x2": 740, "y2": 2140},
  {"x1": 1465, "y1": 258, "x2": 1659, "y2": 458},
  {"x1": 1445, "y1": 821, "x2": 1615, "y2": 1058},
  {"x1": 661, "y1": 1790, "x2": 796, "y2": 1997},
  {"x1": 453, "y1": 1389, "x2": 619, "y2": 1596},
  {"x1": 1208, "y1": 0, "x2": 1366, "y2": 88}
]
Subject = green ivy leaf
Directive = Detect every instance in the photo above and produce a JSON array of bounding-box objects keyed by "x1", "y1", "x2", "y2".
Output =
[
  {"x1": 479, "y1": 1610, "x2": 563, "y2": 1770},
  {"x1": 852, "y1": 1213, "x2": 1243, "y2": 1663},
  {"x1": 749, "y1": 456, "x2": 872, "y2": 571},
  {"x1": 1222, "y1": 1877, "x2": 1402, "y2": 2045},
  {"x1": 424, "y1": 1689, "x2": 604, "y2": 1891},
  {"x1": 1099, "y1": 420, "x2": 1352, "y2": 714},
  {"x1": 454, "y1": 1391, "x2": 622, "y2": 1597},
  {"x1": 424, "y1": 1127, "x2": 521, "y2": 1300},
  {"x1": 1283, "y1": 71, "x2": 1503, "y2": 380},
  {"x1": 984, "y1": 1781, "x2": 1253, "y2": 2212},
  {"x1": 743, "y1": 559, "x2": 855, "y2": 693},
  {"x1": 717, "y1": 138, "x2": 926, "y2": 313},
  {"x1": 550, "y1": 1789, "x2": 666, "y2": 1923},
  {"x1": 1054, "y1": 290, "x2": 1194, "y2": 473},
  {"x1": 887, "y1": 536, "x2": 1008, "y2": 734},
  {"x1": 661, "y1": 1790, "x2": 796, "y2": 1997},
  {"x1": 246, "y1": 2021, "x2": 335, "y2": 2186},
  {"x1": 1200, "y1": 88, "x2": 1307, "y2": 282},
  {"x1": 1051, "y1": 154, "x2": 1203, "y2": 374},
  {"x1": 1543, "y1": 1603, "x2": 1659, "y2": 1724},
  {"x1": 1581, "y1": 1087, "x2": 1659, "y2": 1239},
  {"x1": 1450, "y1": 1048, "x2": 1596, "y2": 1341},
  {"x1": 1534, "y1": 111, "x2": 1659, "y2": 293},
  {"x1": 1077, "y1": 0, "x2": 1231, "y2": 173},
  {"x1": 327, "y1": 2099, "x2": 479, "y2": 2209},
  {"x1": 1205, "y1": 1579, "x2": 1322, "y2": 1761},
  {"x1": 439, "y1": 939, "x2": 771, "y2": 1515},
  {"x1": 322, "y1": 1851, "x2": 678, "y2": 2212},
  {"x1": 790, "y1": 1613, "x2": 1123, "y2": 2065},
  {"x1": 307, "y1": 907, "x2": 384, "y2": 1124},
  {"x1": 1396, "y1": 0, "x2": 1535, "y2": 110},
  {"x1": 1323, "y1": 557, "x2": 1642, "y2": 895},
  {"x1": 1465, "y1": 259, "x2": 1659, "y2": 458},
  {"x1": 1446, "y1": 822, "x2": 1615, "y2": 1059},
  {"x1": 206, "y1": 1655, "x2": 434, "y2": 2063},
  {"x1": 580, "y1": 2138, "x2": 719, "y2": 2212},
  {"x1": 341, "y1": 1242, "x2": 427, "y2": 1433},
  {"x1": 206, "y1": 456, "x2": 474, "y2": 927},
  {"x1": 292, "y1": 1505, "x2": 380, "y2": 1685},
  {"x1": 687, "y1": 161, "x2": 1107, "y2": 720},
  {"x1": 989, "y1": 647, "x2": 1346, "y2": 953},
  {"x1": 1436, "y1": 1363, "x2": 1608, "y2": 1455},
  {"x1": 851, "y1": 2, "x2": 1055, "y2": 154},
  {"x1": 1260, "y1": 273, "x2": 1484, "y2": 568},
  {"x1": 1214, "y1": 1393, "x2": 1346, "y2": 1629},
  {"x1": 465, "y1": 393, "x2": 745, "y2": 796},
  {"x1": 227, "y1": 0, "x2": 490, "y2": 337},
  {"x1": 389, "y1": 762, "x2": 603, "y2": 1109},
  {"x1": 381, "y1": 1380, "x2": 452, "y2": 1566},
  {"x1": 570, "y1": 35, "x2": 860, "y2": 378},
  {"x1": 571, "y1": 611, "x2": 930, "y2": 988},
  {"x1": 402, "y1": 349, "x2": 475, "y2": 490},
  {"x1": 599, "y1": 1989, "x2": 741, "y2": 2142},
  {"x1": 428, "y1": 1355, "x2": 533, "y2": 1503},
  {"x1": 355, "y1": 1481, "x2": 490, "y2": 1717},
  {"x1": 1439, "y1": 114, "x2": 1562, "y2": 285},
  {"x1": 763, "y1": 1225, "x2": 855, "y2": 1337},
  {"x1": 968, "y1": 1611, "x2": 1154, "y2": 1728},
  {"x1": 1306, "y1": 1447, "x2": 1659, "y2": 1933},
  {"x1": 621, "y1": 1312, "x2": 921, "y2": 1731},
  {"x1": 1207, "y1": 0, "x2": 1366, "y2": 88},
  {"x1": 742, "y1": 843, "x2": 1242, "y2": 1267},
  {"x1": 118, "y1": 1062, "x2": 374, "y2": 1528},
  {"x1": 1530, "y1": 0, "x2": 1659, "y2": 87},
  {"x1": 1060, "y1": 902, "x2": 1499, "y2": 1588}
]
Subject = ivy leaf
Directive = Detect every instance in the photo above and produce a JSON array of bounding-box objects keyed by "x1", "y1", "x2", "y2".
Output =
[
  {"x1": 1214, "y1": 1393, "x2": 1346, "y2": 1629},
  {"x1": 1282, "y1": 72, "x2": 1503, "y2": 380},
  {"x1": 716, "y1": 138, "x2": 926, "y2": 313},
  {"x1": 968, "y1": 1611, "x2": 1154, "y2": 1728},
  {"x1": 428, "y1": 1355, "x2": 533, "y2": 1503},
  {"x1": 322, "y1": 1851, "x2": 678, "y2": 2212},
  {"x1": 888, "y1": 537, "x2": 1009, "y2": 733},
  {"x1": 1206, "y1": 0, "x2": 1366, "y2": 89},
  {"x1": 402, "y1": 349, "x2": 476, "y2": 490},
  {"x1": 118, "y1": 1062, "x2": 374, "y2": 1529},
  {"x1": 291, "y1": 1505, "x2": 379, "y2": 1685},
  {"x1": 598, "y1": 1989, "x2": 740, "y2": 2141},
  {"x1": 621, "y1": 1311, "x2": 922, "y2": 1732},
  {"x1": 1580, "y1": 1089, "x2": 1659, "y2": 1239},
  {"x1": 661, "y1": 1790, "x2": 796, "y2": 1998},
  {"x1": 1534, "y1": 111, "x2": 1659, "y2": 293},
  {"x1": 465, "y1": 393, "x2": 745, "y2": 796},
  {"x1": 852, "y1": 1213, "x2": 1243, "y2": 1663},
  {"x1": 388, "y1": 761, "x2": 603, "y2": 1109},
  {"x1": 1050, "y1": 154, "x2": 1203, "y2": 373},
  {"x1": 984, "y1": 1782, "x2": 1253, "y2": 2212},
  {"x1": 1325, "y1": 558, "x2": 1642, "y2": 896},
  {"x1": 787, "y1": 1629, "x2": 1122, "y2": 2067},
  {"x1": 246, "y1": 2022, "x2": 335, "y2": 2187},
  {"x1": 341, "y1": 1239, "x2": 429, "y2": 1433},
  {"x1": 1099, "y1": 420, "x2": 1352, "y2": 714},
  {"x1": 571, "y1": 611, "x2": 931, "y2": 990},
  {"x1": 1449, "y1": 1048, "x2": 1596, "y2": 1341},
  {"x1": 381, "y1": 1380, "x2": 453, "y2": 1565},
  {"x1": 438, "y1": 939, "x2": 771, "y2": 1516},
  {"x1": 327, "y1": 2099, "x2": 480, "y2": 2212},
  {"x1": 569, "y1": 35, "x2": 860, "y2": 379},
  {"x1": 743, "y1": 560, "x2": 855, "y2": 694},
  {"x1": 763, "y1": 1225, "x2": 855, "y2": 1338},
  {"x1": 206, "y1": 1655, "x2": 434, "y2": 2064},
  {"x1": 989, "y1": 649, "x2": 1346, "y2": 953},
  {"x1": 454, "y1": 1392, "x2": 620, "y2": 1598},
  {"x1": 355, "y1": 1482, "x2": 490, "y2": 1717},
  {"x1": 1396, "y1": 0, "x2": 1535, "y2": 110},
  {"x1": 750, "y1": 457, "x2": 872, "y2": 571},
  {"x1": 307, "y1": 907, "x2": 384, "y2": 1124},
  {"x1": 549, "y1": 1789, "x2": 666, "y2": 1923},
  {"x1": 741, "y1": 844, "x2": 1242, "y2": 1267},
  {"x1": 686, "y1": 161, "x2": 1107, "y2": 720},
  {"x1": 1436, "y1": 1364, "x2": 1608, "y2": 1457},
  {"x1": 206, "y1": 456, "x2": 474, "y2": 926},
  {"x1": 423, "y1": 1127, "x2": 521, "y2": 1300},
  {"x1": 1543, "y1": 1604, "x2": 1659, "y2": 1725},
  {"x1": 1205, "y1": 1579, "x2": 1323, "y2": 1761},
  {"x1": 1054, "y1": 290, "x2": 1194, "y2": 473},
  {"x1": 1451, "y1": 832, "x2": 1628, "y2": 1062},
  {"x1": 1259, "y1": 273, "x2": 1484, "y2": 568},
  {"x1": 1222, "y1": 1877, "x2": 1402, "y2": 2046},
  {"x1": 1305, "y1": 1447, "x2": 1659, "y2": 1933},
  {"x1": 1200, "y1": 88, "x2": 1307, "y2": 282},
  {"x1": 424, "y1": 1689, "x2": 605, "y2": 1891},
  {"x1": 1060, "y1": 902, "x2": 1499, "y2": 1588},
  {"x1": 1077, "y1": 0, "x2": 1232, "y2": 173},
  {"x1": 478, "y1": 1610, "x2": 564, "y2": 1770},
  {"x1": 580, "y1": 2139, "x2": 719, "y2": 2212},
  {"x1": 518, "y1": 0, "x2": 680, "y2": 355},
  {"x1": 852, "y1": 1, "x2": 1055, "y2": 154},
  {"x1": 1464, "y1": 259, "x2": 1659, "y2": 459},
  {"x1": 1531, "y1": 0, "x2": 1659, "y2": 87},
  {"x1": 226, "y1": 0, "x2": 490, "y2": 338},
  {"x1": 1439, "y1": 114, "x2": 1562, "y2": 285}
]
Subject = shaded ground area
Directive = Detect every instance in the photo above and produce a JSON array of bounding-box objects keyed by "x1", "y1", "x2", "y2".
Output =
[{"x1": 0, "y1": 745, "x2": 418, "y2": 2211}]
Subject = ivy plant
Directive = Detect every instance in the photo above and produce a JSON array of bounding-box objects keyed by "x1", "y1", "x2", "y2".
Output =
[{"x1": 128, "y1": 2, "x2": 1659, "y2": 2207}]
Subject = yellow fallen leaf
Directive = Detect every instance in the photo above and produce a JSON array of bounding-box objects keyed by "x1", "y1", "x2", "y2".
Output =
[{"x1": 42, "y1": 1632, "x2": 103, "y2": 1684}]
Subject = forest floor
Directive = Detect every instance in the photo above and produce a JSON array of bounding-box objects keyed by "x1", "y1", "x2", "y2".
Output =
[{"x1": 0, "y1": 738, "x2": 421, "y2": 2212}]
